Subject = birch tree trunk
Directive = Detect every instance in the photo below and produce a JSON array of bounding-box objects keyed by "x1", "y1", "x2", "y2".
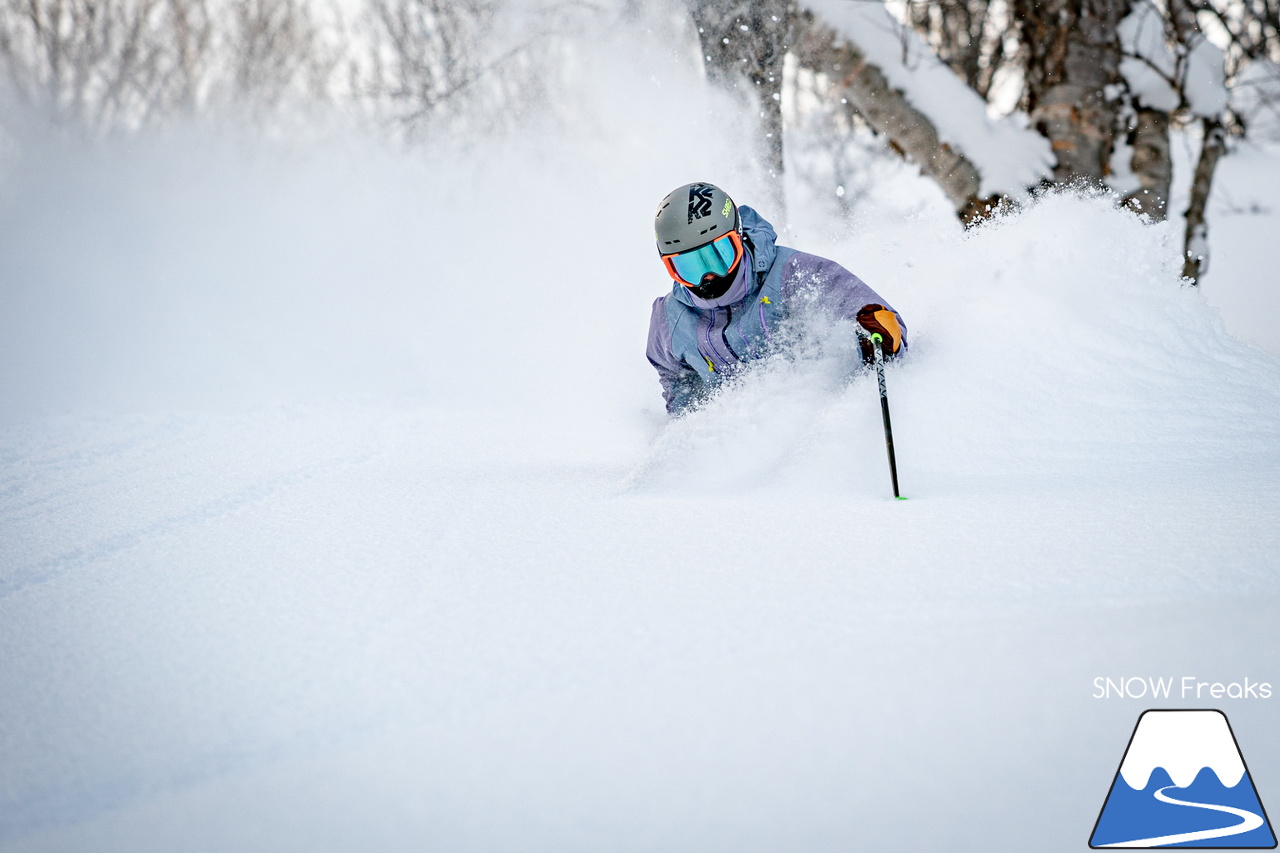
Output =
[
  {"x1": 1014, "y1": 0, "x2": 1131, "y2": 183},
  {"x1": 1182, "y1": 118, "x2": 1226, "y2": 283},
  {"x1": 1124, "y1": 107, "x2": 1172, "y2": 219},
  {"x1": 1167, "y1": 0, "x2": 1227, "y2": 283},
  {"x1": 688, "y1": 0, "x2": 794, "y2": 216}
]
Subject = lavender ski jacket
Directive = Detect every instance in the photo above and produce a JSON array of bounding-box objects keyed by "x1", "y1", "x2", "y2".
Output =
[{"x1": 646, "y1": 205, "x2": 906, "y2": 414}]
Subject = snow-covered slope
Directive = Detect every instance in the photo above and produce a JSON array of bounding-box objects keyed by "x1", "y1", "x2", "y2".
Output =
[
  {"x1": 1, "y1": 19, "x2": 1279, "y2": 853},
  {"x1": 1202, "y1": 140, "x2": 1280, "y2": 355}
]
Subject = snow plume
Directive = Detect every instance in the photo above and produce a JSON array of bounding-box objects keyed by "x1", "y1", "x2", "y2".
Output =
[
  {"x1": 633, "y1": 190, "x2": 1280, "y2": 496},
  {"x1": 0, "y1": 14, "x2": 755, "y2": 439}
]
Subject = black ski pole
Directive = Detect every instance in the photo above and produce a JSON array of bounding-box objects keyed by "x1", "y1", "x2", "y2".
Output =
[{"x1": 866, "y1": 332, "x2": 904, "y2": 500}]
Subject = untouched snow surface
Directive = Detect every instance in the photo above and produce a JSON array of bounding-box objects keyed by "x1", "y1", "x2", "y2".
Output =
[
  {"x1": 1203, "y1": 140, "x2": 1280, "y2": 355},
  {"x1": 3, "y1": 28, "x2": 1280, "y2": 853}
]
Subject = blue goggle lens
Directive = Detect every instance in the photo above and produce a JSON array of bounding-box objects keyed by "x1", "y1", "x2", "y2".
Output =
[{"x1": 670, "y1": 234, "x2": 740, "y2": 284}]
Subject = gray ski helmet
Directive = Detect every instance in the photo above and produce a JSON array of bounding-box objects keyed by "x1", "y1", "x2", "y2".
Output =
[{"x1": 654, "y1": 182, "x2": 740, "y2": 254}]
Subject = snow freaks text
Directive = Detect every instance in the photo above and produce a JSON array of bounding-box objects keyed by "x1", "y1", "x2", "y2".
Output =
[{"x1": 1093, "y1": 677, "x2": 1274, "y2": 700}]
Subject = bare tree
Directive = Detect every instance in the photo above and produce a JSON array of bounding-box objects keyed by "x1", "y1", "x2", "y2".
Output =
[
  {"x1": 903, "y1": 0, "x2": 1016, "y2": 100},
  {"x1": 1103, "y1": 0, "x2": 1234, "y2": 276},
  {"x1": 0, "y1": 0, "x2": 591, "y2": 145},
  {"x1": 688, "y1": 0, "x2": 796, "y2": 214},
  {"x1": 365, "y1": 0, "x2": 491, "y2": 134},
  {"x1": 1123, "y1": 106, "x2": 1173, "y2": 218},
  {"x1": 1012, "y1": 0, "x2": 1133, "y2": 184},
  {"x1": 359, "y1": 0, "x2": 569, "y2": 143},
  {"x1": 1182, "y1": 117, "x2": 1226, "y2": 280},
  {"x1": 0, "y1": 0, "x2": 1269, "y2": 286},
  {"x1": 692, "y1": 0, "x2": 997, "y2": 221},
  {"x1": 0, "y1": 0, "x2": 342, "y2": 132},
  {"x1": 1194, "y1": 0, "x2": 1280, "y2": 70},
  {"x1": 0, "y1": 0, "x2": 187, "y2": 130},
  {"x1": 701, "y1": 0, "x2": 1258, "y2": 286},
  {"x1": 227, "y1": 0, "x2": 335, "y2": 114}
]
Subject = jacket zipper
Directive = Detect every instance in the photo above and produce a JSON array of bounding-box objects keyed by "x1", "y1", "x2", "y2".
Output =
[
  {"x1": 702, "y1": 307, "x2": 738, "y2": 370},
  {"x1": 758, "y1": 297, "x2": 772, "y2": 344}
]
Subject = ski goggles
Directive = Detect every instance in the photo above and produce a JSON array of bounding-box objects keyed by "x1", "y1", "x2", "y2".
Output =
[{"x1": 661, "y1": 230, "x2": 744, "y2": 288}]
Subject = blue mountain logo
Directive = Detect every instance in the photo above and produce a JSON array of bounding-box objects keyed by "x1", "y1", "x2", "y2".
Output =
[{"x1": 1090, "y1": 710, "x2": 1276, "y2": 848}]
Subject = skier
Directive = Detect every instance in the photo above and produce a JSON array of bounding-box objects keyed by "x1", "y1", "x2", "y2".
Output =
[{"x1": 647, "y1": 182, "x2": 907, "y2": 414}]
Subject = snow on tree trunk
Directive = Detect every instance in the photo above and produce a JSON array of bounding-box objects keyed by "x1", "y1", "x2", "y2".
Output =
[
  {"x1": 1116, "y1": 3, "x2": 1176, "y2": 220},
  {"x1": 798, "y1": 1, "x2": 1052, "y2": 221},
  {"x1": 1182, "y1": 117, "x2": 1226, "y2": 284},
  {"x1": 1124, "y1": 107, "x2": 1172, "y2": 219},
  {"x1": 790, "y1": 9, "x2": 987, "y2": 219},
  {"x1": 1116, "y1": 0, "x2": 1230, "y2": 275},
  {"x1": 1015, "y1": 0, "x2": 1131, "y2": 183}
]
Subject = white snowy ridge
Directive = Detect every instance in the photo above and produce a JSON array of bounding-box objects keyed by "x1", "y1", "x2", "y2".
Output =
[
  {"x1": 1119, "y1": 711, "x2": 1246, "y2": 790},
  {"x1": 804, "y1": 0, "x2": 1054, "y2": 195}
]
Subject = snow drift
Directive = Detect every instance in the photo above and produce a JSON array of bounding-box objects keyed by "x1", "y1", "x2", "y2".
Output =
[{"x1": 2, "y1": 14, "x2": 1280, "y2": 853}]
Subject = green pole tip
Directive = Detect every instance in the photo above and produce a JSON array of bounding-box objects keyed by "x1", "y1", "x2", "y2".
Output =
[
  {"x1": 870, "y1": 332, "x2": 883, "y2": 344},
  {"x1": 895, "y1": 495, "x2": 908, "y2": 500}
]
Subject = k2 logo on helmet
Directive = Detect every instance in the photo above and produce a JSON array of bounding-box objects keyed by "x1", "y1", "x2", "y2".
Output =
[
  {"x1": 1090, "y1": 710, "x2": 1276, "y2": 848},
  {"x1": 687, "y1": 185, "x2": 714, "y2": 223}
]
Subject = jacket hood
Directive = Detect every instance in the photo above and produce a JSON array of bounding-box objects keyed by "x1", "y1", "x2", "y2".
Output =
[{"x1": 669, "y1": 205, "x2": 778, "y2": 310}]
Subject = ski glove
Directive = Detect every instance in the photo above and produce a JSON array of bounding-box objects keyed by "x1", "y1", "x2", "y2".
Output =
[{"x1": 856, "y1": 304, "x2": 903, "y2": 360}]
